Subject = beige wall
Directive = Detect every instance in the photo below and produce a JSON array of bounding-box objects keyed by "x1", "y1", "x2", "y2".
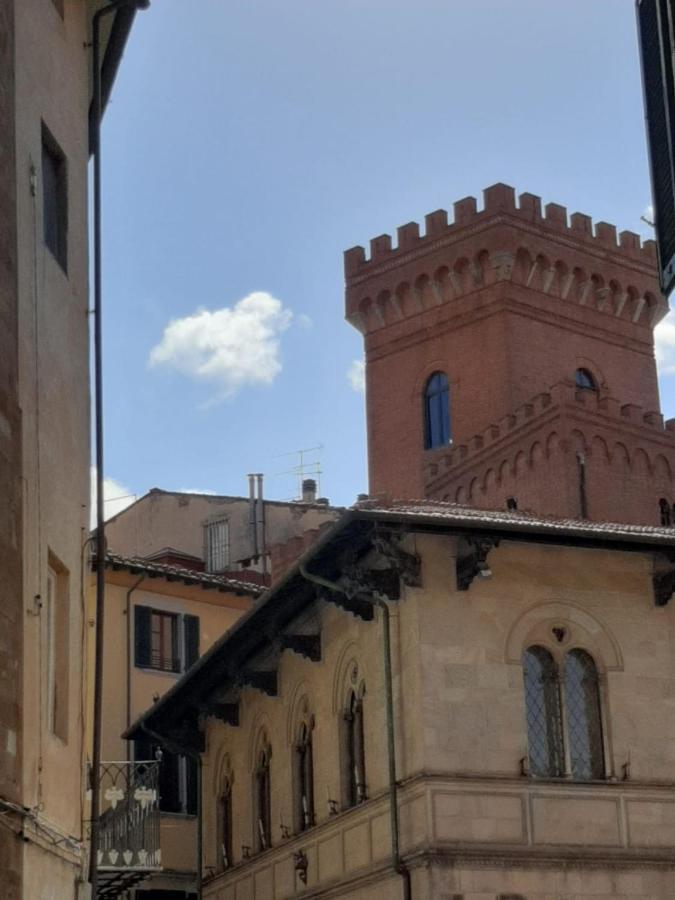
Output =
[
  {"x1": 89, "y1": 569, "x2": 252, "y2": 885},
  {"x1": 8, "y1": 0, "x2": 93, "y2": 896},
  {"x1": 105, "y1": 490, "x2": 339, "y2": 570},
  {"x1": 201, "y1": 533, "x2": 675, "y2": 899}
]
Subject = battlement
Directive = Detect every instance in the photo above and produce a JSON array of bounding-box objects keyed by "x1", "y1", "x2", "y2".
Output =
[
  {"x1": 425, "y1": 381, "x2": 675, "y2": 488},
  {"x1": 345, "y1": 183, "x2": 657, "y2": 277}
]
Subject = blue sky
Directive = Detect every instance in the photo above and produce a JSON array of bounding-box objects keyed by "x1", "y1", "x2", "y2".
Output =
[{"x1": 97, "y1": 0, "x2": 675, "y2": 516}]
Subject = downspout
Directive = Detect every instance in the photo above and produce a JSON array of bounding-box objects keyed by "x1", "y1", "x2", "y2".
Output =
[
  {"x1": 125, "y1": 576, "x2": 144, "y2": 733},
  {"x1": 576, "y1": 451, "x2": 588, "y2": 520},
  {"x1": 140, "y1": 721, "x2": 204, "y2": 899},
  {"x1": 89, "y1": 3, "x2": 149, "y2": 893},
  {"x1": 299, "y1": 564, "x2": 412, "y2": 900}
]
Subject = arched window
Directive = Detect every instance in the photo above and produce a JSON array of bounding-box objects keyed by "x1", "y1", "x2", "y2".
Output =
[
  {"x1": 523, "y1": 645, "x2": 605, "y2": 781},
  {"x1": 424, "y1": 372, "x2": 451, "y2": 449},
  {"x1": 575, "y1": 368, "x2": 596, "y2": 391},
  {"x1": 295, "y1": 721, "x2": 315, "y2": 832},
  {"x1": 254, "y1": 745, "x2": 271, "y2": 852},
  {"x1": 342, "y1": 690, "x2": 366, "y2": 807},
  {"x1": 564, "y1": 650, "x2": 605, "y2": 780},
  {"x1": 659, "y1": 498, "x2": 672, "y2": 526},
  {"x1": 523, "y1": 646, "x2": 564, "y2": 777},
  {"x1": 217, "y1": 777, "x2": 233, "y2": 871}
]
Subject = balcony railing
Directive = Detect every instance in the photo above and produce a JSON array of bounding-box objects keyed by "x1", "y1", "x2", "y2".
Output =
[{"x1": 95, "y1": 760, "x2": 162, "y2": 898}]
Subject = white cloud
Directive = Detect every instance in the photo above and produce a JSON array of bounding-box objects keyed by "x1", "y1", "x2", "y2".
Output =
[
  {"x1": 643, "y1": 204, "x2": 654, "y2": 223},
  {"x1": 347, "y1": 359, "x2": 365, "y2": 393},
  {"x1": 297, "y1": 313, "x2": 313, "y2": 330},
  {"x1": 90, "y1": 467, "x2": 136, "y2": 528},
  {"x1": 148, "y1": 291, "x2": 293, "y2": 399},
  {"x1": 655, "y1": 306, "x2": 675, "y2": 376}
]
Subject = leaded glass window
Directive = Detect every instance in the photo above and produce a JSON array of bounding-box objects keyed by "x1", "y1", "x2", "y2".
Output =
[
  {"x1": 564, "y1": 649, "x2": 605, "y2": 780},
  {"x1": 295, "y1": 722, "x2": 315, "y2": 831},
  {"x1": 255, "y1": 746, "x2": 271, "y2": 852},
  {"x1": 523, "y1": 646, "x2": 564, "y2": 777},
  {"x1": 343, "y1": 691, "x2": 366, "y2": 807},
  {"x1": 424, "y1": 372, "x2": 451, "y2": 449}
]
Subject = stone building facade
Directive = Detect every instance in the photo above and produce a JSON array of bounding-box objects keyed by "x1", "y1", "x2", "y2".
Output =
[
  {"x1": 345, "y1": 184, "x2": 673, "y2": 526},
  {"x1": 0, "y1": 2, "x2": 140, "y2": 897},
  {"x1": 127, "y1": 504, "x2": 675, "y2": 900}
]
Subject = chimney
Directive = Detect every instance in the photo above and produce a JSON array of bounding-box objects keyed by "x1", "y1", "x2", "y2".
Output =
[{"x1": 302, "y1": 479, "x2": 317, "y2": 503}]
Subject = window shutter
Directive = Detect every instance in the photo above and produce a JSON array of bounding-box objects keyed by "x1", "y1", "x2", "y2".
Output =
[
  {"x1": 183, "y1": 614, "x2": 200, "y2": 670},
  {"x1": 134, "y1": 606, "x2": 151, "y2": 667},
  {"x1": 159, "y1": 749, "x2": 182, "y2": 813},
  {"x1": 186, "y1": 755, "x2": 199, "y2": 816}
]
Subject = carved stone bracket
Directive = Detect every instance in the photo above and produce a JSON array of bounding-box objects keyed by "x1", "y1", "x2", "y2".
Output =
[
  {"x1": 317, "y1": 587, "x2": 374, "y2": 621},
  {"x1": 279, "y1": 634, "x2": 321, "y2": 662},
  {"x1": 372, "y1": 528, "x2": 422, "y2": 588},
  {"x1": 456, "y1": 534, "x2": 500, "y2": 591},
  {"x1": 211, "y1": 702, "x2": 240, "y2": 726},
  {"x1": 238, "y1": 670, "x2": 278, "y2": 696}
]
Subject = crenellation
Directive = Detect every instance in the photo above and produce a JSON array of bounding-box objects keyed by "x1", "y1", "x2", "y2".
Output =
[
  {"x1": 644, "y1": 411, "x2": 665, "y2": 429},
  {"x1": 344, "y1": 185, "x2": 658, "y2": 281},
  {"x1": 544, "y1": 202, "x2": 568, "y2": 229},
  {"x1": 454, "y1": 195, "x2": 478, "y2": 223},
  {"x1": 595, "y1": 221, "x2": 618, "y2": 248},
  {"x1": 621, "y1": 403, "x2": 644, "y2": 422},
  {"x1": 424, "y1": 209, "x2": 448, "y2": 236},
  {"x1": 667, "y1": 419, "x2": 675, "y2": 433}
]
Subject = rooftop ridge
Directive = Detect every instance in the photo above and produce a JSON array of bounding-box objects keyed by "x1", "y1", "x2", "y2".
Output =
[{"x1": 345, "y1": 183, "x2": 657, "y2": 276}]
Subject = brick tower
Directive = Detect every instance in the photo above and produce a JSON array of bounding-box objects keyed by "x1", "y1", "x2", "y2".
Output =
[{"x1": 345, "y1": 183, "x2": 675, "y2": 526}]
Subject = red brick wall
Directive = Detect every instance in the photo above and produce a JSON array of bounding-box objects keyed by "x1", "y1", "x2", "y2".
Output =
[{"x1": 346, "y1": 184, "x2": 669, "y2": 524}]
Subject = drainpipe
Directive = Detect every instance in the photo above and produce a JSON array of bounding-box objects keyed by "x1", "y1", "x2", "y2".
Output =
[
  {"x1": 125, "y1": 576, "x2": 144, "y2": 734},
  {"x1": 140, "y1": 721, "x2": 204, "y2": 899},
  {"x1": 89, "y1": 2, "x2": 149, "y2": 893},
  {"x1": 248, "y1": 474, "x2": 259, "y2": 561},
  {"x1": 299, "y1": 564, "x2": 412, "y2": 900},
  {"x1": 576, "y1": 451, "x2": 588, "y2": 520},
  {"x1": 256, "y1": 473, "x2": 267, "y2": 578}
]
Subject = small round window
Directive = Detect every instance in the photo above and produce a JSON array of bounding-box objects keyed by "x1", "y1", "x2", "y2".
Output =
[{"x1": 575, "y1": 368, "x2": 596, "y2": 391}]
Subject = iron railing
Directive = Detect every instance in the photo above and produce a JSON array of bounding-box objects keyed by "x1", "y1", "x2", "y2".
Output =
[{"x1": 95, "y1": 759, "x2": 161, "y2": 894}]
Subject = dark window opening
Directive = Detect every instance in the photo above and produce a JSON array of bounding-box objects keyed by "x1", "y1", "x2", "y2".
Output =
[
  {"x1": 295, "y1": 722, "x2": 315, "y2": 832},
  {"x1": 659, "y1": 498, "x2": 672, "y2": 526},
  {"x1": 41, "y1": 124, "x2": 67, "y2": 271},
  {"x1": 255, "y1": 746, "x2": 271, "y2": 852},
  {"x1": 134, "y1": 606, "x2": 199, "y2": 673},
  {"x1": 506, "y1": 497, "x2": 518, "y2": 511},
  {"x1": 343, "y1": 691, "x2": 366, "y2": 807},
  {"x1": 217, "y1": 780, "x2": 233, "y2": 871},
  {"x1": 424, "y1": 371, "x2": 451, "y2": 449},
  {"x1": 575, "y1": 368, "x2": 596, "y2": 391},
  {"x1": 133, "y1": 739, "x2": 197, "y2": 815}
]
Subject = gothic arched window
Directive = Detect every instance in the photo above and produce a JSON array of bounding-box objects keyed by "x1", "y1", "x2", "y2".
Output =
[
  {"x1": 217, "y1": 777, "x2": 233, "y2": 871},
  {"x1": 342, "y1": 690, "x2": 366, "y2": 807},
  {"x1": 659, "y1": 498, "x2": 672, "y2": 526},
  {"x1": 254, "y1": 745, "x2": 271, "y2": 852},
  {"x1": 564, "y1": 649, "x2": 605, "y2": 780},
  {"x1": 575, "y1": 368, "x2": 596, "y2": 391},
  {"x1": 523, "y1": 645, "x2": 605, "y2": 781},
  {"x1": 295, "y1": 721, "x2": 315, "y2": 832},
  {"x1": 523, "y1": 646, "x2": 564, "y2": 777},
  {"x1": 424, "y1": 372, "x2": 451, "y2": 449}
]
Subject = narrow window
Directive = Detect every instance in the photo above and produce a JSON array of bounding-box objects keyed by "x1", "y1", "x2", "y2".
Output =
[
  {"x1": 255, "y1": 746, "x2": 272, "y2": 852},
  {"x1": 564, "y1": 649, "x2": 605, "y2": 780},
  {"x1": 343, "y1": 692, "x2": 366, "y2": 807},
  {"x1": 295, "y1": 722, "x2": 315, "y2": 832},
  {"x1": 150, "y1": 609, "x2": 179, "y2": 672},
  {"x1": 575, "y1": 368, "x2": 596, "y2": 391},
  {"x1": 45, "y1": 555, "x2": 69, "y2": 742},
  {"x1": 424, "y1": 372, "x2": 451, "y2": 449},
  {"x1": 660, "y1": 498, "x2": 672, "y2": 526},
  {"x1": 218, "y1": 779, "x2": 233, "y2": 870},
  {"x1": 41, "y1": 124, "x2": 67, "y2": 271},
  {"x1": 522, "y1": 646, "x2": 564, "y2": 777},
  {"x1": 204, "y1": 519, "x2": 229, "y2": 572}
]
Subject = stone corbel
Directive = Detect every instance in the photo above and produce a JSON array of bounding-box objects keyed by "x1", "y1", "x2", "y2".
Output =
[
  {"x1": 456, "y1": 534, "x2": 500, "y2": 591},
  {"x1": 654, "y1": 569, "x2": 675, "y2": 607},
  {"x1": 372, "y1": 528, "x2": 422, "y2": 588}
]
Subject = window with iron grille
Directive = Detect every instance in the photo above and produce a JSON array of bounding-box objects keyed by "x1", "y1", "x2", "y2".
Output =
[
  {"x1": 204, "y1": 518, "x2": 229, "y2": 572},
  {"x1": 254, "y1": 746, "x2": 272, "y2": 852},
  {"x1": 134, "y1": 606, "x2": 199, "y2": 673},
  {"x1": 342, "y1": 691, "x2": 366, "y2": 807},
  {"x1": 295, "y1": 721, "x2": 315, "y2": 832},
  {"x1": 41, "y1": 123, "x2": 67, "y2": 272},
  {"x1": 523, "y1": 645, "x2": 604, "y2": 781}
]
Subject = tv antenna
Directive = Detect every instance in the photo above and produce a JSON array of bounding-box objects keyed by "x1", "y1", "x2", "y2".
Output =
[{"x1": 270, "y1": 445, "x2": 323, "y2": 499}]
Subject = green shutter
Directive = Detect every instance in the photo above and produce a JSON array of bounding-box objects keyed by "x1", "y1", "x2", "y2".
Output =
[
  {"x1": 183, "y1": 614, "x2": 200, "y2": 670},
  {"x1": 134, "y1": 605, "x2": 151, "y2": 667}
]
